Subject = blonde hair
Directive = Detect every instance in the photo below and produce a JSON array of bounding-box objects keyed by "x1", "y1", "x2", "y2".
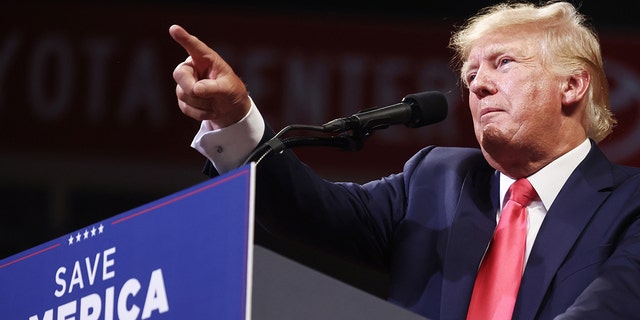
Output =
[{"x1": 449, "y1": 1, "x2": 616, "y2": 142}]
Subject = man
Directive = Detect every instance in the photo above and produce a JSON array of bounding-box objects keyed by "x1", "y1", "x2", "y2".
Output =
[{"x1": 170, "y1": 1, "x2": 640, "y2": 319}]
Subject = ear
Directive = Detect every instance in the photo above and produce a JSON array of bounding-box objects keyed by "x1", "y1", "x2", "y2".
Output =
[{"x1": 561, "y1": 70, "x2": 590, "y2": 107}]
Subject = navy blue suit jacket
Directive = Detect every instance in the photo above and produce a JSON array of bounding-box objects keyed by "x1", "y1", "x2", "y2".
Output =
[{"x1": 205, "y1": 131, "x2": 640, "y2": 319}]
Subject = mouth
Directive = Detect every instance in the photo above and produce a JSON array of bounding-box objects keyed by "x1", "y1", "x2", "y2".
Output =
[{"x1": 479, "y1": 107, "x2": 504, "y2": 118}]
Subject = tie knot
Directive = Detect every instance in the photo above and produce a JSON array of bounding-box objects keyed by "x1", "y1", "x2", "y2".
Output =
[{"x1": 508, "y1": 178, "x2": 537, "y2": 206}]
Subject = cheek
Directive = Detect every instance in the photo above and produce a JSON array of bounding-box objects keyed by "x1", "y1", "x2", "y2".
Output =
[
  {"x1": 468, "y1": 99, "x2": 484, "y2": 141},
  {"x1": 517, "y1": 86, "x2": 559, "y2": 121},
  {"x1": 468, "y1": 98, "x2": 481, "y2": 121}
]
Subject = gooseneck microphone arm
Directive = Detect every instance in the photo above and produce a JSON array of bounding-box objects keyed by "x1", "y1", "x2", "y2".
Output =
[
  {"x1": 241, "y1": 123, "x2": 367, "y2": 166},
  {"x1": 241, "y1": 91, "x2": 448, "y2": 166}
]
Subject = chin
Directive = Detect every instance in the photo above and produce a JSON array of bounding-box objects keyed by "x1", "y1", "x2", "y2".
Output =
[{"x1": 479, "y1": 127, "x2": 508, "y2": 149}]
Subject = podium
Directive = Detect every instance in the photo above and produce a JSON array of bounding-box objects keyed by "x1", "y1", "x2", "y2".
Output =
[
  {"x1": 0, "y1": 164, "x2": 426, "y2": 319},
  {"x1": 253, "y1": 245, "x2": 426, "y2": 320}
]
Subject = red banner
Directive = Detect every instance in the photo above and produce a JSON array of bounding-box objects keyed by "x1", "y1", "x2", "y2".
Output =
[{"x1": 1, "y1": 3, "x2": 639, "y2": 179}]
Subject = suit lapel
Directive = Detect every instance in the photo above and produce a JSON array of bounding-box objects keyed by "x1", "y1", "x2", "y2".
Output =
[
  {"x1": 440, "y1": 164, "x2": 499, "y2": 319},
  {"x1": 514, "y1": 144, "x2": 614, "y2": 319}
]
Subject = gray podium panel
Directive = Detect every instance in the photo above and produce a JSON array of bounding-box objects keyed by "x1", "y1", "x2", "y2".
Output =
[{"x1": 252, "y1": 245, "x2": 428, "y2": 320}]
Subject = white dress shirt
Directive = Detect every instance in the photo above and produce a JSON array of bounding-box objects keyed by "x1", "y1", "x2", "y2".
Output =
[{"x1": 191, "y1": 98, "x2": 264, "y2": 174}]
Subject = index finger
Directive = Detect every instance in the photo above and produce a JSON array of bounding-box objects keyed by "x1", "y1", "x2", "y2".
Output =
[{"x1": 169, "y1": 24, "x2": 216, "y2": 68}]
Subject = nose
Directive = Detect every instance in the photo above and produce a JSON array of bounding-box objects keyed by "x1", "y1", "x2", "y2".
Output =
[{"x1": 468, "y1": 70, "x2": 497, "y2": 98}]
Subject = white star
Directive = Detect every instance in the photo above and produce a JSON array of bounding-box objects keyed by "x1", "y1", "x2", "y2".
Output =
[
  {"x1": 98, "y1": 224, "x2": 104, "y2": 234},
  {"x1": 83, "y1": 230, "x2": 89, "y2": 239},
  {"x1": 68, "y1": 235, "x2": 74, "y2": 245},
  {"x1": 91, "y1": 226, "x2": 97, "y2": 237},
  {"x1": 75, "y1": 232, "x2": 82, "y2": 242}
]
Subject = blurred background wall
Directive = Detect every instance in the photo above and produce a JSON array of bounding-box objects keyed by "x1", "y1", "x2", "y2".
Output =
[{"x1": 2, "y1": 0, "x2": 639, "y2": 297}]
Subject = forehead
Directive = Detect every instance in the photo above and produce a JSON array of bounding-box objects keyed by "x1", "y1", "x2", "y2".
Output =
[{"x1": 463, "y1": 29, "x2": 541, "y2": 69}]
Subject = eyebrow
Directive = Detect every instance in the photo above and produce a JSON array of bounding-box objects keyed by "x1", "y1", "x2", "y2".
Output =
[{"x1": 462, "y1": 43, "x2": 528, "y2": 76}]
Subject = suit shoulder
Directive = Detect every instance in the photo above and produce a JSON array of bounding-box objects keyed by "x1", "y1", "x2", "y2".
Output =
[
  {"x1": 614, "y1": 164, "x2": 640, "y2": 178},
  {"x1": 404, "y1": 145, "x2": 492, "y2": 176}
]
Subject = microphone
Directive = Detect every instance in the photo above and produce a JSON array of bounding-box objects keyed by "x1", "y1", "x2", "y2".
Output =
[{"x1": 321, "y1": 91, "x2": 448, "y2": 133}]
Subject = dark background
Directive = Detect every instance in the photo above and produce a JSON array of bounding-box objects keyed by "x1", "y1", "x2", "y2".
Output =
[
  {"x1": 94, "y1": 0, "x2": 640, "y2": 26},
  {"x1": 1, "y1": 0, "x2": 639, "y2": 299}
]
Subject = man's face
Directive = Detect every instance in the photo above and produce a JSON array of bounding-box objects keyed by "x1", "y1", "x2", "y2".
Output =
[{"x1": 463, "y1": 29, "x2": 565, "y2": 166}]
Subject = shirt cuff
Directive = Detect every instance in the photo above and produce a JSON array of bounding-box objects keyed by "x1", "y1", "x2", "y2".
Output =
[{"x1": 190, "y1": 98, "x2": 265, "y2": 174}]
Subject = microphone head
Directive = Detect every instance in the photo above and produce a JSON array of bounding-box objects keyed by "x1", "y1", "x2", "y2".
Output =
[{"x1": 402, "y1": 91, "x2": 448, "y2": 128}]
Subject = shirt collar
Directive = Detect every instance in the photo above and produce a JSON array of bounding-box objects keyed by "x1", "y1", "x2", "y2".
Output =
[{"x1": 499, "y1": 138, "x2": 591, "y2": 210}]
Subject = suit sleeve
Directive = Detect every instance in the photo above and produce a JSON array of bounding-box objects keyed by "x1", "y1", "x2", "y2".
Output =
[{"x1": 203, "y1": 121, "x2": 442, "y2": 270}]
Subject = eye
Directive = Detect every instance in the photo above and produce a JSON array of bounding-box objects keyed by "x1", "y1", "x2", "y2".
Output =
[
  {"x1": 499, "y1": 58, "x2": 513, "y2": 66},
  {"x1": 467, "y1": 73, "x2": 477, "y2": 83}
]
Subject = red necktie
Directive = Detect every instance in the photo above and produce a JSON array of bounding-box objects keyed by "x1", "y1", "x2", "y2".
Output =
[{"x1": 467, "y1": 178, "x2": 537, "y2": 320}]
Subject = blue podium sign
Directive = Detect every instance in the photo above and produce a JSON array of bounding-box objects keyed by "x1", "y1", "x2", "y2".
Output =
[{"x1": 0, "y1": 164, "x2": 255, "y2": 320}]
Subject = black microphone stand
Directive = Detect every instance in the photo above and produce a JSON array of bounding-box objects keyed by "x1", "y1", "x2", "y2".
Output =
[{"x1": 241, "y1": 124, "x2": 372, "y2": 166}]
